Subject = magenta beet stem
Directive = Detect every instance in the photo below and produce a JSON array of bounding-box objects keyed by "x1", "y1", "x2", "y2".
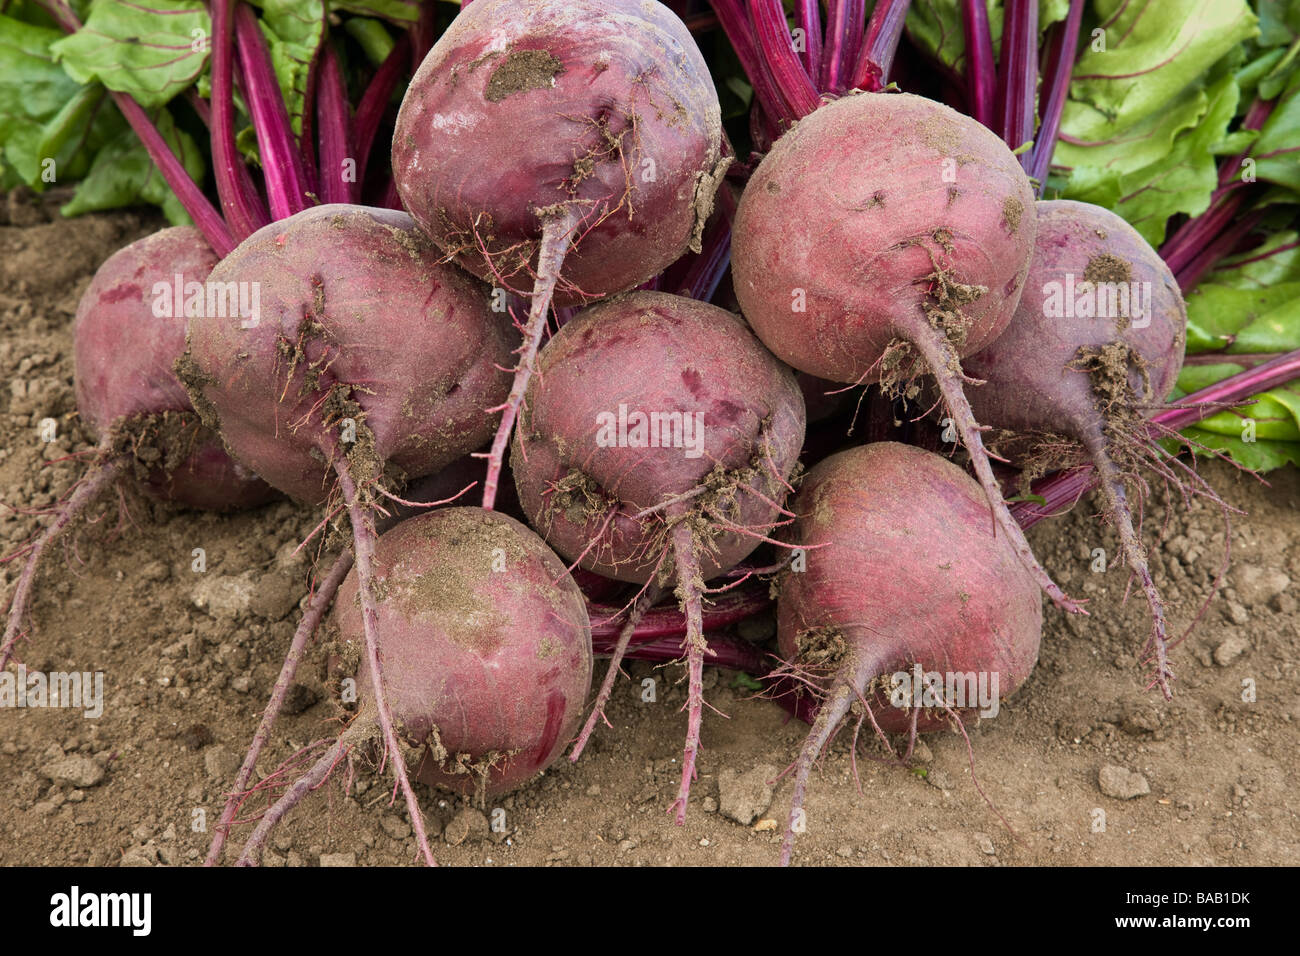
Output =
[
  {"x1": 587, "y1": 584, "x2": 770, "y2": 644},
  {"x1": 611, "y1": 631, "x2": 768, "y2": 674}
]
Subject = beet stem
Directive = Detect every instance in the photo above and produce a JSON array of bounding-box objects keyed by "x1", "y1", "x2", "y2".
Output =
[
  {"x1": 849, "y1": 0, "x2": 911, "y2": 93},
  {"x1": 316, "y1": 45, "x2": 357, "y2": 206},
  {"x1": 570, "y1": 583, "x2": 663, "y2": 762},
  {"x1": 820, "y1": 0, "x2": 856, "y2": 92},
  {"x1": 794, "y1": 0, "x2": 823, "y2": 85},
  {"x1": 1, "y1": 454, "x2": 123, "y2": 670},
  {"x1": 205, "y1": 550, "x2": 354, "y2": 866},
  {"x1": 960, "y1": 0, "x2": 997, "y2": 128},
  {"x1": 614, "y1": 631, "x2": 767, "y2": 672},
  {"x1": 334, "y1": 458, "x2": 437, "y2": 866},
  {"x1": 234, "y1": 4, "x2": 311, "y2": 218},
  {"x1": 1081, "y1": 429, "x2": 1174, "y2": 699},
  {"x1": 235, "y1": 737, "x2": 350, "y2": 866},
  {"x1": 210, "y1": 0, "x2": 271, "y2": 242},
  {"x1": 482, "y1": 208, "x2": 580, "y2": 510},
  {"x1": 995, "y1": 0, "x2": 1039, "y2": 161},
  {"x1": 905, "y1": 323, "x2": 1084, "y2": 613},
  {"x1": 707, "y1": 0, "x2": 794, "y2": 126},
  {"x1": 1026, "y1": 0, "x2": 1085, "y2": 191},
  {"x1": 747, "y1": 0, "x2": 823, "y2": 119},
  {"x1": 589, "y1": 581, "x2": 770, "y2": 642},
  {"x1": 412, "y1": 0, "x2": 438, "y2": 65},
  {"x1": 668, "y1": 519, "x2": 708, "y2": 825},
  {"x1": 353, "y1": 35, "x2": 412, "y2": 188}
]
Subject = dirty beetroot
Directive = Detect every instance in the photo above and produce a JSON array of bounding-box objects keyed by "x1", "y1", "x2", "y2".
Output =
[
  {"x1": 334, "y1": 507, "x2": 592, "y2": 801},
  {"x1": 233, "y1": 507, "x2": 592, "y2": 865},
  {"x1": 732, "y1": 92, "x2": 1081, "y2": 616},
  {"x1": 392, "y1": 0, "x2": 727, "y2": 510},
  {"x1": 2, "y1": 226, "x2": 274, "y2": 671},
  {"x1": 963, "y1": 199, "x2": 1191, "y2": 697},
  {"x1": 511, "y1": 290, "x2": 805, "y2": 822},
  {"x1": 772, "y1": 443, "x2": 1043, "y2": 865}
]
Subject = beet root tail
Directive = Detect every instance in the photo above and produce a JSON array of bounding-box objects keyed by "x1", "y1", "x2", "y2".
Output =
[
  {"x1": 907, "y1": 324, "x2": 1085, "y2": 614},
  {"x1": 1, "y1": 453, "x2": 122, "y2": 670},
  {"x1": 668, "y1": 520, "x2": 708, "y2": 825},
  {"x1": 780, "y1": 681, "x2": 853, "y2": 866},
  {"x1": 334, "y1": 457, "x2": 437, "y2": 866},
  {"x1": 571, "y1": 583, "x2": 663, "y2": 762},
  {"x1": 235, "y1": 736, "x2": 351, "y2": 866},
  {"x1": 207, "y1": 549, "x2": 354, "y2": 865},
  {"x1": 1083, "y1": 430, "x2": 1174, "y2": 699},
  {"x1": 780, "y1": 650, "x2": 882, "y2": 866},
  {"x1": 481, "y1": 209, "x2": 580, "y2": 510}
]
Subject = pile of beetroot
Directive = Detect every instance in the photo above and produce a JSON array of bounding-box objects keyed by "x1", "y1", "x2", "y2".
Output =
[{"x1": 5, "y1": 0, "x2": 1298, "y2": 867}]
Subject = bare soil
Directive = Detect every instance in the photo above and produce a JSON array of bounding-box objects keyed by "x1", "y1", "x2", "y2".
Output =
[{"x1": 1, "y1": 201, "x2": 1296, "y2": 867}]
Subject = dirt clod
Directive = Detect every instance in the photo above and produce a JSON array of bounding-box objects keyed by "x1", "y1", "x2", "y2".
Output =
[
  {"x1": 1232, "y1": 566, "x2": 1290, "y2": 606},
  {"x1": 444, "y1": 806, "x2": 490, "y2": 846},
  {"x1": 1213, "y1": 636, "x2": 1250, "y2": 666},
  {"x1": 485, "y1": 49, "x2": 564, "y2": 103},
  {"x1": 717, "y1": 765, "x2": 777, "y2": 826},
  {"x1": 1098, "y1": 764, "x2": 1150, "y2": 800},
  {"x1": 41, "y1": 755, "x2": 104, "y2": 789}
]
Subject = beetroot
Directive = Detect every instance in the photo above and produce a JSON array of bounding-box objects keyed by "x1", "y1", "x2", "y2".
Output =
[
  {"x1": 510, "y1": 290, "x2": 805, "y2": 819},
  {"x1": 181, "y1": 203, "x2": 516, "y2": 865},
  {"x1": 181, "y1": 205, "x2": 513, "y2": 506},
  {"x1": 392, "y1": 0, "x2": 727, "y2": 509},
  {"x1": 732, "y1": 91, "x2": 1080, "y2": 615},
  {"x1": 775, "y1": 442, "x2": 1042, "y2": 865},
  {"x1": 337, "y1": 508, "x2": 592, "y2": 799},
  {"x1": 963, "y1": 199, "x2": 1188, "y2": 696},
  {"x1": 234, "y1": 507, "x2": 592, "y2": 864},
  {"x1": 2, "y1": 227, "x2": 274, "y2": 669},
  {"x1": 72, "y1": 227, "x2": 270, "y2": 509}
]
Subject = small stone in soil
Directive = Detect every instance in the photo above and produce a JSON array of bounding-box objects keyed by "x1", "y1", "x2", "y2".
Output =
[
  {"x1": 203, "y1": 745, "x2": 239, "y2": 782},
  {"x1": 444, "y1": 807, "x2": 489, "y2": 846},
  {"x1": 40, "y1": 755, "x2": 104, "y2": 789},
  {"x1": 1098, "y1": 764, "x2": 1150, "y2": 799},
  {"x1": 717, "y1": 764, "x2": 777, "y2": 826},
  {"x1": 1214, "y1": 636, "x2": 1250, "y2": 666},
  {"x1": 926, "y1": 770, "x2": 954, "y2": 791}
]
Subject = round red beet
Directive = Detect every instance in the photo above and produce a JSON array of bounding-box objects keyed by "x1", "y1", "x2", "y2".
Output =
[
  {"x1": 333, "y1": 507, "x2": 592, "y2": 799},
  {"x1": 731, "y1": 92, "x2": 1079, "y2": 615},
  {"x1": 775, "y1": 442, "x2": 1042, "y2": 864},
  {"x1": 392, "y1": 0, "x2": 724, "y2": 305},
  {"x1": 73, "y1": 226, "x2": 273, "y2": 509},
  {"x1": 963, "y1": 199, "x2": 1189, "y2": 696},
  {"x1": 180, "y1": 204, "x2": 515, "y2": 506}
]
